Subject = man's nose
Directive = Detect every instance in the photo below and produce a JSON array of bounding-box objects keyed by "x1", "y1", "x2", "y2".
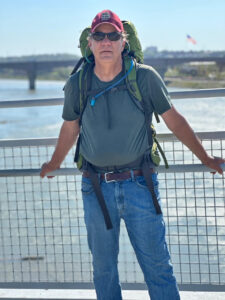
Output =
[{"x1": 101, "y1": 36, "x2": 111, "y2": 43}]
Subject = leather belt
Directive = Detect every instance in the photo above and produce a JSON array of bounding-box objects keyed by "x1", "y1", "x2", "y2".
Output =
[{"x1": 82, "y1": 168, "x2": 154, "y2": 183}]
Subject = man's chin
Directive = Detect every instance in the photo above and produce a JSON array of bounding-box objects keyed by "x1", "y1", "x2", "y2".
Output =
[{"x1": 99, "y1": 53, "x2": 114, "y2": 60}]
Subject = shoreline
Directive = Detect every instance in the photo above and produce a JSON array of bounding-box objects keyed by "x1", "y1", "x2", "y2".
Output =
[
  {"x1": 0, "y1": 76, "x2": 224, "y2": 90},
  {"x1": 165, "y1": 77, "x2": 225, "y2": 89}
]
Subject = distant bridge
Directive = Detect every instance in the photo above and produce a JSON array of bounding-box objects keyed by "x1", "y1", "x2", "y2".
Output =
[{"x1": 0, "y1": 56, "x2": 224, "y2": 90}]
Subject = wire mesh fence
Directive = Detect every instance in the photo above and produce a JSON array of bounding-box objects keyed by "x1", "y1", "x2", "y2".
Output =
[{"x1": 0, "y1": 132, "x2": 224, "y2": 288}]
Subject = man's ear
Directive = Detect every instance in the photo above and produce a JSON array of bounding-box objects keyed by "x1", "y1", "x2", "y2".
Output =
[
  {"x1": 121, "y1": 40, "x2": 126, "y2": 52},
  {"x1": 88, "y1": 39, "x2": 92, "y2": 51}
]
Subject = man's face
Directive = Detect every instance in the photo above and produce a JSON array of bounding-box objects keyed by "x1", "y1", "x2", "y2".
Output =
[{"x1": 88, "y1": 23, "x2": 125, "y2": 63}]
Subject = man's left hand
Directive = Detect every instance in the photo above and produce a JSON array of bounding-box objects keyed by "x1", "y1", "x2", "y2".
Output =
[{"x1": 202, "y1": 156, "x2": 225, "y2": 175}]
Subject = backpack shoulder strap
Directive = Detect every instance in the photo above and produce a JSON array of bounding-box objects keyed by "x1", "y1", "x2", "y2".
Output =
[
  {"x1": 124, "y1": 56, "x2": 168, "y2": 168},
  {"x1": 124, "y1": 56, "x2": 160, "y2": 123},
  {"x1": 124, "y1": 56, "x2": 142, "y2": 102},
  {"x1": 74, "y1": 61, "x2": 94, "y2": 164},
  {"x1": 70, "y1": 57, "x2": 85, "y2": 76},
  {"x1": 78, "y1": 61, "x2": 94, "y2": 121}
]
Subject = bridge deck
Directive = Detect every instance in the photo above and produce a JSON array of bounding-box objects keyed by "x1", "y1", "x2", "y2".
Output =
[{"x1": 0, "y1": 289, "x2": 225, "y2": 300}]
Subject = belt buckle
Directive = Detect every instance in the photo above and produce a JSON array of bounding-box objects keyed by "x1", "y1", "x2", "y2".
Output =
[{"x1": 104, "y1": 171, "x2": 116, "y2": 183}]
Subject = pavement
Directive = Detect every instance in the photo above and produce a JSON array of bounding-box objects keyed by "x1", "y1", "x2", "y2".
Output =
[{"x1": 0, "y1": 289, "x2": 225, "y2": 299}]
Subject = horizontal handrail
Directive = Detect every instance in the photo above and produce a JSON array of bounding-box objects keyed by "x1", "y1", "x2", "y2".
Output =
[
  {"x1": 0, "y1": 164, "x2": 225, "y2": 177},
  {"x1": 169, "y1": 88, "x2": 225, "y2": 99},
  {"x1": 0, "y1": 88, "x2": 225, "y2": 108},
  {"x1": 0, "y1": 282, "x2": 224, "y2": 292},
  {"x1": 0, "y1": 131, "x2": 224, "y2": 147},
  {"x1": 157, "y1": 131, "x2": 225, "y2": 141},
  {"x1": 0, "y1": 137, "x2": 58, "y2": 147},
  {"x1": 0, "y1": 98, "x2": 64, "y2": 108}
]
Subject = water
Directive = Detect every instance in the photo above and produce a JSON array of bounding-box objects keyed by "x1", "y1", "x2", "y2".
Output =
[
  {"x1": 0, "y1": 79, "x2": 64, "y2": 139},
  {"x1": 0, "y1": 78, "x2": 225, "y2": 139}
]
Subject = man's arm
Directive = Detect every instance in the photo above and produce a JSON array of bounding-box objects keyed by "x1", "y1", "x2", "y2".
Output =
[
  {"x1": 161, "y1": 106, "x2": 225, "y2": 174},
  {"x1": 40, "y1": 119, "x2": 80, "y2": 178}
]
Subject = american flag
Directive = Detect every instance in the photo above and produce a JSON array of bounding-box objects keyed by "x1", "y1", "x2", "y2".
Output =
[{"x1": 187, "y1": 34, "x2": 197, "y2": 45}]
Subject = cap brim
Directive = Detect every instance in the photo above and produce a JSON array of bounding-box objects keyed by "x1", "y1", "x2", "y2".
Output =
[{"x1": 91, "y1": 22, "x2": 121, "y2": 32}]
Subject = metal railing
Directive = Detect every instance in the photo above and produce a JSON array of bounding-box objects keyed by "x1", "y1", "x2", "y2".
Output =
[
  {"x1": 0, "y1": 88, "x2": 225, "y2": 108},
  {"x1": 0, "y1": 88, "x2": 225, "y2": 292}
]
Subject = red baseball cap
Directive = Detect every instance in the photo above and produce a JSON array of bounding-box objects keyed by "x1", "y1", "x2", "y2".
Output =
[{"x1": 91, "y1": 9, "x2": 124, "y2": 33}]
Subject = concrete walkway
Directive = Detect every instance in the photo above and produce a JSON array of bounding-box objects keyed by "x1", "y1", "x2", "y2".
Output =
[{"x1": 0, "y1": 289, "x2": 225, "y2": 299}]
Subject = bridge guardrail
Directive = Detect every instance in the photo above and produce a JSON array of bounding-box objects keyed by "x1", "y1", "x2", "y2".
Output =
[{"x1": 0, "y1": 89, "x2": 225, "y2": 290}]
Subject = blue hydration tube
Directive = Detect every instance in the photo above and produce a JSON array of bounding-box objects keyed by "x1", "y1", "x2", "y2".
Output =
[{"x1": 90, "y1": 59, "x2": 134, "y2": 107}]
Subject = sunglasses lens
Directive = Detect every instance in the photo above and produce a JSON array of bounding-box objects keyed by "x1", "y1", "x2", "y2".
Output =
[
  {"x1": 92, "y1": 32, "x2": 121, "y2": 41},
  {"x1": 108, "y1": 32, "x2": 121, "y2": 41},
  {"x1": 92, "y1": 32, "x2": 105, "y2": 41}
]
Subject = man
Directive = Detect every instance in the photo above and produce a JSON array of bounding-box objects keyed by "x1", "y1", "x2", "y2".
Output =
[{"x1": 40, "y1": 9, "x2": 224, "y2": 300}]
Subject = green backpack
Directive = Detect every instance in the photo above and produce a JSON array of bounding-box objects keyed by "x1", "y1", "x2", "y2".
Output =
[{"x1": 71, "y1": 21, "x2": 168, "y2": 170}]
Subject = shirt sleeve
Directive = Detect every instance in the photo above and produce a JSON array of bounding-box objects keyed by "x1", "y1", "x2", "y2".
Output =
[
  {"x1": 148, "y1": 67, "x2": 172, "y2": 115},
  {"x1": 137, "y1": 64, "x2": 172, "y2": 115},
  {"x1": 62, "y1": 73, "x2": 80, "y2": 121}
]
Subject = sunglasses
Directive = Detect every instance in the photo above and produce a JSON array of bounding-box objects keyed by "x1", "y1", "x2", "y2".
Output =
[{"x1": 91, "y1": 31, "x2": 122, "y2": 42}]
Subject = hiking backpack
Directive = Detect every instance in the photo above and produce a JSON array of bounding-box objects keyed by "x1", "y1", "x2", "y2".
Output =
[{"x1": 70, "y1": 21, "x2": 168, "y2": 170}]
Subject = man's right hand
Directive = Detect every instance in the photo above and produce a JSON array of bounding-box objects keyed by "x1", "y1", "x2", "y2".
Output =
[
  {"x1": 40, "y1": 162, "x2": 58, "y2": 179},
  {"x1": 39, "y1": 120, "x2": 79, "y2": 179}
]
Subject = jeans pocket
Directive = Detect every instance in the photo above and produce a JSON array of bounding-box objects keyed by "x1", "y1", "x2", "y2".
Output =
[
  {"x1": 135, "y1": 174, "x2": 159, "y2": 190},
  {"x1": 81, "y1": 178, "x2": 94, "y2": 194},
  {"x1": 135, "y1": 176, "x2": 148, "y2": 189}
]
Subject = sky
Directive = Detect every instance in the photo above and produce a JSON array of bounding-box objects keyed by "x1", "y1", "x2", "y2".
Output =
[{"x1": 0, "y1": 0, "x2": 225, "y2": 57}]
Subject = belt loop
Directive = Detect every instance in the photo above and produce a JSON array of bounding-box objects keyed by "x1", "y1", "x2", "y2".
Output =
[
  {"x1": 130, "y1": 169, "x2": 135, "y2": 181},
  {"x1": 98, "y1": 173, "x2": 101, "y2": 181}
]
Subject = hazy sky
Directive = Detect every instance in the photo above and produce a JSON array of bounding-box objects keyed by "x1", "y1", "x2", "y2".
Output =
[{"x1": 1, "y1": 0, "x2": 225, "y2": 57}]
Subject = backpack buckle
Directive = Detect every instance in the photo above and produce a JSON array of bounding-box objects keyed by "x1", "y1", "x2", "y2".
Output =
[{"x1": 104, "y1": 171, "x2": 116, "y2": 183}]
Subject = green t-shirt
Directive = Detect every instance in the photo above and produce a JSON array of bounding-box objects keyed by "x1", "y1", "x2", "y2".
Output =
[{"x1": 62, "y1": 63, "x2": 172, "y2": 167}]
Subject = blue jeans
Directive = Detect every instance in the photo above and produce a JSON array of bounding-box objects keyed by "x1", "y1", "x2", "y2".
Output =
[{"x1": 82, "y1": 172, "x2": 180, "y2": 300}]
